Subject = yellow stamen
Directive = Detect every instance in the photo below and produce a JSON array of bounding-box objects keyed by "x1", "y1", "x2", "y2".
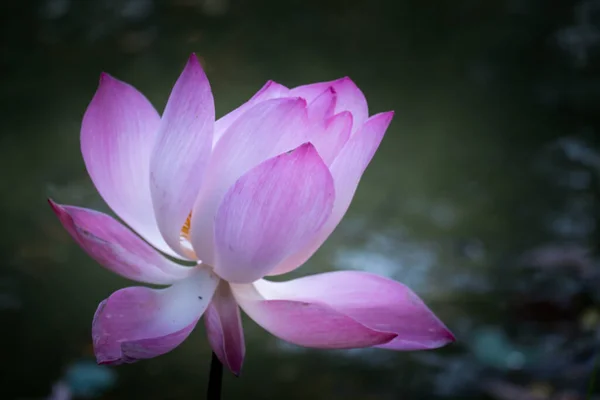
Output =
[{"x1": 181, "y1": 212, "x2": 192, "y2": 240}]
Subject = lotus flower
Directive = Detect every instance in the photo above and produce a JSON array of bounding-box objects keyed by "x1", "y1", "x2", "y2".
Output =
[{"x1": 49, "y1": 54, "x2": 454, "y2": 375}]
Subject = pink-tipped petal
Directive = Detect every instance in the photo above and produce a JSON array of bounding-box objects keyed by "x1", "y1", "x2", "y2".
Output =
[
  {"x1": 212, "y1": 143, "x2": 334, "y2": 283},
  {"x1": 49, "y1": 199, "x2": 195, "y2": 285},
  {"x1": 213, "y1": 80, "x2": 290, "y2": 146},
  {"x1": 204, "y1": 281, "x2": 245, "y2": 376},
  {"x1": 81, "y1": 72, "x2": 177, "y2": 257},
  {"x1": 268, "y1": 112, "x2": 393, "y2": 276},
  {"x1": 290, "y1": 77, "x2": 368, "y2": 131},
  {"x1": 310, "y1": 111, "x2": 353, "y2": 166},
  {"x1": 238, "y1": 271, "x2": 454, "y2": 350},
  {"x1": 92, "y1": 267, "x2": 219, "y2": 365},
  {"x1": 232, "y1": 282, "x2": 396, "y2": 349},
  {"x1": 307, "y1": 87, "x2": 337, "y2": 122},
  {"x1": 329, "y1": 112, "x2": 393, "y2": 221},
  {"x1": 190, "y1": 98, "x2": 309, "y2": 265},
  {"x1": 150, "y1": 54, "x2": 215, "y2": 257}
]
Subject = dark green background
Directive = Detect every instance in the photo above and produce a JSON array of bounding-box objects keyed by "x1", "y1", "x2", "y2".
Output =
[{"x1": 1, "y1": 0, "x2": 599, "y2": 399}]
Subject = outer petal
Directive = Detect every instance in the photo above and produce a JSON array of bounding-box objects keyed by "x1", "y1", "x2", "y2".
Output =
[
  {"x1": 310, "y1": 111, "x2": 352, "y2": 166},
  {"x1": 190, "y1": 98, "x2": 309, "y2": 265},
  {"x1": 237, "y1": 271, "x2": 454, "y2": 350},
  {"x1": 290, "y1": 77, "x2": 368, "y2": 131},
  {"x1": 92, "y1": 267, "x2": 219, "y2": 365},
  {"x1": 213, "y1": 80, "x2": 290, "y2": 146},
  {"x1": 231, "y1": 281, "x2": 396, "y2": 349},
  {"x1": 212, "y1": 143, "x2": 334, "y2": 283},
  {"x1": 81, "y1": 72, "x2": 177, "y2": 257},
  {"x1": 269, "y1": 112, "x2": 393, "y2": 276},
  {"x1": 49, "y1": 200, "x2": 195, "y2": 285},
  {"x1": 204, "y1": 281, "x2": 245, "y2": 376},
  {"x1": 150, "y1": 54, "x2": 214, "y2": 257},
  {"x1": 329, "y1": 112, "x2": 393, "y2": 220}
]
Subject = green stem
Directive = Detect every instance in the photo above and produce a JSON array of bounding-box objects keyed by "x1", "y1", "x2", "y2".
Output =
[{"x1": 207, "y1": 352, "x2": 223, "y2": 400}]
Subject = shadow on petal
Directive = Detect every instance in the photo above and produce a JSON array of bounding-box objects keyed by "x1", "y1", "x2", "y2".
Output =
[{"x1": 92, "y1": 267, "x2": 219, "y2": 364}]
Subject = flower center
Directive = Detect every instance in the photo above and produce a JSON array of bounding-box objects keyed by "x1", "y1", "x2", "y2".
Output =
[
  {"x1": 181, "y1": 213, "x2": 192, "y2": 240},
  {"x1": 180, "y1": 213, "x2": 197, "y2": 259}
]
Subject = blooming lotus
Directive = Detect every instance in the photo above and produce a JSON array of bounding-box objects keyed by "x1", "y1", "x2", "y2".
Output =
[{"x1": 49, "y1": 54, "x2": 454, "y2": 375}]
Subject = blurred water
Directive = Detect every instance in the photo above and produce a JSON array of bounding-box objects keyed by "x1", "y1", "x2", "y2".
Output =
[{"x1": 1, "y1": 0, "x2": 599, "y2": 399}]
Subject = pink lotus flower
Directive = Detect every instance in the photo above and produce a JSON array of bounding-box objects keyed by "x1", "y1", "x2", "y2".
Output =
[{"x1": 49, "y1": 54, "x2": 454, "y2": 376}]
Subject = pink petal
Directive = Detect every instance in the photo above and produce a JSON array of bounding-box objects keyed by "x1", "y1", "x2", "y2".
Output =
[
  {"x1": 81, "y1": 72, "x2": 177, "y2": 257},
  {"x1": 92, "y1": 267, "x2": 219, "y2": 365},
  {"x1": 307, "y1": 87, "x2": 336, "y2": 122},
  {"x1": 328, "y1": 112, "x2": 393, "y2": 220},
  {"x1": 190, "y1": 98, "x2": 309, "y2": 265},
  {"x1": 238, "y1": 271, "x2": 454, "y2": 350},
  {"x1": 213, "y1": 80, "x2": 290, "y2": 146},
  {"x1": 150, "y1": 54, "x2": 214, "y2": 257},
  {"x1": 290, "y1": 77, "x2": 368, "y2": 131},
  {"x1": 268, "y1": 112, "x2": 393, "y2": 276},
  {"x1": 231, "y1": 282, "x2": 396, "y2": 349},
  {"x1": 204, "y1": 281, "x2": 245, "y2": 376},
  {"x1": 309, "y1": 111, "x2": 352, "y2": 166},
  {"x1": 212, "y1": 143, "x2": 334, "y2": 283},
  {"x1": 49, "y1": 199, "x2": 195, "y2": 285}
]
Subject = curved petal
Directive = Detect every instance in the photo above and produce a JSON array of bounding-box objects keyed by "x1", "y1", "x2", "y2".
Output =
[
  {"x1": 328, "y1": 112, "x2": 393, "y2": 221},
  {"x1": 190, "y1": 98, "x2": 309, "y2": 265},
  {"x1": 92, "y1": 267, "x2": 219, "y2": 365},
  {"x1": 307, "y1": 87, "x2": 336, "y2": 122},
  {"x1": 268, "y1": 112, "x2": 393, "y2": 276},
  {"x1": 290, "y1": 77, "x2": 368, "y2": 131},
  {"x1": 309, "y1": 111, "x2": 352, "y2": 166},
  {"x1": 204, "y1": 281, "x2": 245, "y2": 376},
  {"x1": 49, "y1": 199, "x2": 195, "y2": 285},
  {"x1": 213, "y1": 80, "x2": 290, "y2": 146},
  {"x1": 241, "y1": 271, "x2": 454, "y2": 350},
  {"x1": 232, "y1": 282, "x2": 396, "y2": 349},
  {"x1": 81, "y1": 72, "x2": 177, "y2": 257},
  {"x1": 150, "y1": 54, "x2": 215, "y2": 257},
  {"x1": 213, "y1": 143, "x2": 334, "y2": 283}
]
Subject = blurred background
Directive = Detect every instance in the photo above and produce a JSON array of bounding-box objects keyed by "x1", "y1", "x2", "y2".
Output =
[{"x1": 1, "y1": 0, "x2": 599, "y2": 399}]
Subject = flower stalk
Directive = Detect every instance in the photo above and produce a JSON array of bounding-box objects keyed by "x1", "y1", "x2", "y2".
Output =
[{"x1": 207, "y1": 352, "x2": 223, "y2": 400}]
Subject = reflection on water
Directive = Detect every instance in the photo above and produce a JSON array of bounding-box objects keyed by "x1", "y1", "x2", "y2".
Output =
[{"x1": 1, "y1": 0, "x2": 600, "y2": 399}]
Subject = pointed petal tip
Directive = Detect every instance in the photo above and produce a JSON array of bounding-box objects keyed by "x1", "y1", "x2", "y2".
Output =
[
  {"x1": 363, "y1": 111, "x2": 394, "y2": 135},
  {"x1": 95, "y1": 355, "x2": 120, "y2": 366},
  {"x1": 229, "y1": 365, "x2": 242, "y2": 377},
  {"x1": 288, "y1": 96, "x2": 308, "y2": 109},
  {"x1": 98, "y1": 72, "x2": 116, "y2": 85},
  {"x1": 425, "y1": 327, "x2": 456, "y2": 349},
  {"x1": 178, "y1": 53, "x2": 205, "y2": 79},
  {"x1": 444, "y1": 327, "x2": 457, "y2": 344},
  {"x1": 47, "y1": 198, "x2": 65, "y2": 218},
  {"x1": 377, "y1": 110, "x2": 395, "y2": 123},
  {"x1": 214, "y1": 351, "x2": 243, "y2": 376},
  {"x1": 187, "y1": 52, "x2": 200, "y2": 65},
  {"x1": 326, "y1": 110, "x2": 353, "y2": 127},
  {"x1": 296, "y1": 141, "x2": 317, "y2": 153},
  {"x1": 288, "y1": 142, "x2": 327, "y2": 166},
  {"x1": 335, "y1": 76, "x2": 359, "y2": 87},
  {"x1": 384, "y1": 110, "x2": 395, "y2": 119}
]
